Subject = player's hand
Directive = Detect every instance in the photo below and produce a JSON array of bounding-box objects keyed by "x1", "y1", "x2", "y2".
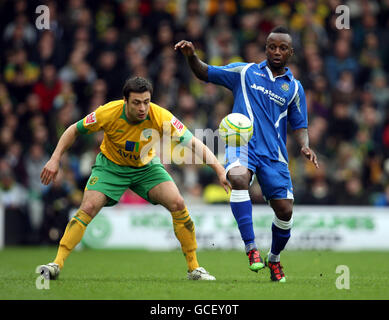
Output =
[
  {"x1": 217, "y1": 171, "x2": 232, "y2": 194},
  {"x1": 174, "y1": 40, "x2": 196, "y2": 57},
  {"x1": 40, "y1": 158, "x2": 60, "y2": 185},
  {"x1": 301, "y1": 146, "x2": 319, "y2": 168}
]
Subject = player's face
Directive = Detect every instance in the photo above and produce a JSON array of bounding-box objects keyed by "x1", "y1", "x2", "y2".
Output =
[
  {"x1": 125, "y1": 91, "x2": 151, "y2": 122},
  {"x1": 265, "y1": 33, "x2": 293, "y2": 69}
]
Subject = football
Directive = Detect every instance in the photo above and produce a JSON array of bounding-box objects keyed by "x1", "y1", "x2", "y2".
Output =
[{"x1": 218, "y1": 113, "x2": 253, "y2": 147}]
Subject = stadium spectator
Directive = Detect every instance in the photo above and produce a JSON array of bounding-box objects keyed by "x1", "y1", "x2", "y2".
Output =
[
  {"x1": 374, "y1": 184, "x2": 389, "y2": 207},
  {"x1": 336, "y1": 174, "x2": 369, "y2": 205},
  {"x1": 32, "y1": 30, "x2": 65, "y2": 68},
  {"x1": 327, "y1": 102, "x2": 358, "y2": 144},
  {"x1": 0, "y1": 167, "x2": 30, "y2": 244},
  {"x1": 33, "y1": 63, "x2": 62, "y2": 115},
  {"x1": 41, "y1": 169, "x2": 78, "y2": 244},
  {"x1": 145, "y1": 0, "x2": 175, "y2": 35},
  {"x1": 96, "y1": 50, "x2": 126, "y2": 100},
  {"x1": 3, "y1": 48, "x2": 40, "y2": 103},
  {"x1": 3, "y1": 14, "x2": 37, "y2": 49},
  {"x1": 24, "y1": 143, "x2": 50, "y2": 241},
  {"x1": 325, "y1": 39, "x2": 359, "y2": 87}
]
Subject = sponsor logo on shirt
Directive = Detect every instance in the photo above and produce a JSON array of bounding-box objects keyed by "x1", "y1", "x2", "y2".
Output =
[
  {"x1": 85, "y1": 112, "x2": 96, "y2": 125},
  {"x1": 253, "y1": 71, "x2": 266, "y2": 77},
  {"x1": 250, "y1": 83, "x2": 286, "y2": 106},
  {"x1": 119, "y1": 140, "x2": 141, "y2": 160},
  {"x1": 125, "y1": 140, "x2": 140, "y2": 152},
  {"x1": 171, "y1": 116, "x2": 184, "y2": 133}
]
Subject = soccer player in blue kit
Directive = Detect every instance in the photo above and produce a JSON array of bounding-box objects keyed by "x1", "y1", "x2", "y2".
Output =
[{"x1": 175, "y1": 26, "x2": 319, "y2": 282}]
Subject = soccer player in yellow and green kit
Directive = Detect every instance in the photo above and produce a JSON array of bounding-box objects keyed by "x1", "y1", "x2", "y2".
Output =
[{"x1": 39, "y1": 77, "x2": 231, "y2": 281}]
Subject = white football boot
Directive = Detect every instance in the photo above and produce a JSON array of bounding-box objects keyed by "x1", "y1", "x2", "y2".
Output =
[
  {"x1": 187, "y1": 267, "x2": 216, "y2": 280},
  {"x1": 38, "y1": 263, "x2": 60, "y2": 280}
]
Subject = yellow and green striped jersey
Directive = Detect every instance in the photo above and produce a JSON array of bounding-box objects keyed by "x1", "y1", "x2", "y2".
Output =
[{"x1": 76, "y1": 100, "x2": 193, "y2": 167}]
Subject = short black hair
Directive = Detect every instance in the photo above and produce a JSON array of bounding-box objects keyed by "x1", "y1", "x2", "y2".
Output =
[
  {"x1": 122, "y1": 76, "x2": 153, "y2": 100},
  {"x1": 269, "y1": 26, "x2": 290, "y2": 35}
]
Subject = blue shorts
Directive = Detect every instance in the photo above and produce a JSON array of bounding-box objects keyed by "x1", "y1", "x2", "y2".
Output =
[{"x1": 225, "y1": 146, "x2": 294, "y2": 201}]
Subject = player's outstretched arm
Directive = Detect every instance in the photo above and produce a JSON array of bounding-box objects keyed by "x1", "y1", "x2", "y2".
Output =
[
  {"x1": 40, "y1": 123, "x2": 80, "y2": 185},
  {"x1": 189, "y1": 136, "x2": 232, "y2": 193},
  {"x1": 174, "y1": 40, "x2": 208, "y2": 81},
  {"x1": 293, "y1": 128, "x2": 319, "y2": 168}
]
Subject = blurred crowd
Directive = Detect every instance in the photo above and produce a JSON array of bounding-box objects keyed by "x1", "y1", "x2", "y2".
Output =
[{"x1": 0, "y1": 0, "x2": 389, "y2": 244}]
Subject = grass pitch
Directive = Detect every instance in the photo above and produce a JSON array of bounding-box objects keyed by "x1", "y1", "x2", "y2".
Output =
[{"x1": 0, "y1": 247, "x2": 388, "y2": 300}]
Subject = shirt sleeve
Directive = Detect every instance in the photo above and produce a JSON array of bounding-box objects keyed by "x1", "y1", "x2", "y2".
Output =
[
  {"x1": 76, "y1": 105, "x2": 106, "y2": 134},
  {"x1": 159, "y1": 108, "x2": 193, "y2": 145},
  {"x1": 288, "y1": 80, "x2": 308, "y2": 130},
  {"x1": 207, "y1": 62, "x2": 247, "y2": 90}
]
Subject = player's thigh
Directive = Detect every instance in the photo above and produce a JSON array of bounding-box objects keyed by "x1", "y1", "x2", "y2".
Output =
[
  {"x1": 148, "y1": 181, "x2": 185, "y2": 212},
  {"x1": 256, "y1": 157, "x2": 294, "y2": 203},
  {"x1": 80, "y1": 190, "x2": 108, "y2": 218},
  {"x1": 225, "y1": 145, "x2": 256, "y2": 189},
  {"x1": 130, "y1": 162, "x2": 176, "y2": 206},
  {"x1": 85, "y1": 153, "x2": 131, "y2": 207}
]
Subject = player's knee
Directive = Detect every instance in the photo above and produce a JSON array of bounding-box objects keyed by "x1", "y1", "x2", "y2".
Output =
[
  {"x1": 271, "y1": 199, "x2": 293, "y2": 221},
  {"x1": 80, "y1": 201, "x2": 99, "y2": 218},
  {"x1": 228, "y1": 174, "x2": 250, "y2": 189},
  {"x1": 275, "y1": 206, "x2": 293, "y2": 221},
  {"x1": 168, "y1": 196, "x2": 186, "y2": 212}
]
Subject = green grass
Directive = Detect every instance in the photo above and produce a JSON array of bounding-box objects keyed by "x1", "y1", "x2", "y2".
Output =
[{"x1": 0, "y1": 247, "x2": 388, "y2": 300}]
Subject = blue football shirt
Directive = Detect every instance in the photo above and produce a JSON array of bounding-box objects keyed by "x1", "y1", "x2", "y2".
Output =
[{"x1": 208, "y1": 60, "x2": 308, "y2": 164}]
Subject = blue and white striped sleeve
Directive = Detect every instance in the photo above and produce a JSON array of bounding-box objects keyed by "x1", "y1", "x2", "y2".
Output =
[
  {"x1": 207, "y1": 62, "x2": 247, "y2": 90},
  {"x1": 287, "y1": 80, "x2": 308, "y2": 130}
]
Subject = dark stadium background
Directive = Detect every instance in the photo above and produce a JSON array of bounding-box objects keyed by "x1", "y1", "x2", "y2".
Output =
[{"x1": 0, "y1": 0, "x2": 389, "y2": 247}]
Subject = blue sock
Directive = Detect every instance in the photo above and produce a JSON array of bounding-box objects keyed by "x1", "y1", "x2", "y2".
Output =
[
  {"x1": 230, "y1": 190, "x2": 255, "y2": 250},
  {"x1": 271, "y1": 223, "x2": 291, "y2": 256}
]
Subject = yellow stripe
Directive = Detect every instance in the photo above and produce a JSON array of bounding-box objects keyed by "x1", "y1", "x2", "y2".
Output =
[{"x1": 225, "y1": 116, "x2": 252, "y2": 131}]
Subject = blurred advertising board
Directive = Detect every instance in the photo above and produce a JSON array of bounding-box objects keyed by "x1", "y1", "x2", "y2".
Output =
[{"x1": 76, "y1": 205, "x2": 389, "y2": 251}]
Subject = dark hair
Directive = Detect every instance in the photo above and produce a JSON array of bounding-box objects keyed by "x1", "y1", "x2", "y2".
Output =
[
  {"x1": 269, "y1": 26, "x2": 290, "y2": 36},
  {"x1": 122, "y1": 76, "x2": 153, "y2": 100}
]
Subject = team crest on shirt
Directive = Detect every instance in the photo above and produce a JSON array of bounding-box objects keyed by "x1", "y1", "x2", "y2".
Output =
[
  {"x1": 281, "y1": 83, "x2": 289, "y2": 91},
  {"x1": 85, "y1": 112, "x2": 96, "y2": 125},
  {"x1": 171, "y1": 116, "x2": 184, "y2": 133}
]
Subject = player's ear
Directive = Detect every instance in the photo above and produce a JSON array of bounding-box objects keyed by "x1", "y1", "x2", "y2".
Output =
[{"x1": 290, "y1": 47, "x2": 294, "y2": 57}]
